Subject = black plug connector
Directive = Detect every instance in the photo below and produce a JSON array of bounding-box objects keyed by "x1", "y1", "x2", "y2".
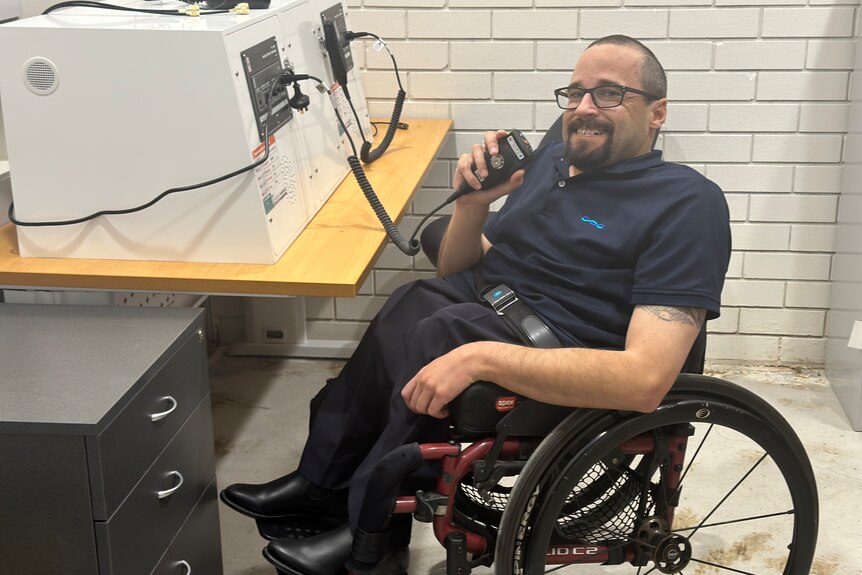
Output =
[{"x1": 289, "y1": 83, "x2": 310, "y2": 113}]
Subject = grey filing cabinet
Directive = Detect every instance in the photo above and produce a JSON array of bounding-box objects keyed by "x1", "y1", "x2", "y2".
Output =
[{"x1": 0, "y1": 304, "x2": 223, "y2": 574}]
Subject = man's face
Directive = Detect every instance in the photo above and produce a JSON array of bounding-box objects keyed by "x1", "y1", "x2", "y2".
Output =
[{"x1": 562, "y1": 44, "x2": 667, "y2": 174}]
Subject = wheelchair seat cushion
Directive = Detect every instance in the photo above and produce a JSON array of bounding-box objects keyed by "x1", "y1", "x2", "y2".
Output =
[{"x1": 449, "y1": 381, "x2": 527, "y2": 437}]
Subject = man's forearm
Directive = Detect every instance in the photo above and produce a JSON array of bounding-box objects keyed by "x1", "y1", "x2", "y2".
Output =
[
  {"x1": 436, "y1": 203, "x2": 490, "y2": 277},
  {"x1": 464, "y1": 341, "x2": 673, "y2": 413}
]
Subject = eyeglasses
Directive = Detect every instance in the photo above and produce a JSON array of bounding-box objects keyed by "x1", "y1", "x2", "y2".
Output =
[{"x1": 554, "y1": 84, "x2": 659, "y2": 110}]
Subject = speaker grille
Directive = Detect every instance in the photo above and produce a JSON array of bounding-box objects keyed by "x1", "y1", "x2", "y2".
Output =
[{"x1": 24, "y1": 58, "x2": 59, "y2": 95}]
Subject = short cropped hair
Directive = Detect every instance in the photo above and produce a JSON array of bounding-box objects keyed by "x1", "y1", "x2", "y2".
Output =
[{"x1": 586, "y1": 35, "x2": 667, "y2": 99}]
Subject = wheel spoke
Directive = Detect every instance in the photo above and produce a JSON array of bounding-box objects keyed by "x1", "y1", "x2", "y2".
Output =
[
  {"x1": 689, "y1": 556, "x2": 758, "y2": 575},
  {"x1": 673, "y1": 509, "x2": 794, "y2": 532},
  {"x1": 671, "y1": 424, "x2": 713, "y2": 504},
  {"x1": 687, "y1": 452, "x2": 767, "y2": 539}
]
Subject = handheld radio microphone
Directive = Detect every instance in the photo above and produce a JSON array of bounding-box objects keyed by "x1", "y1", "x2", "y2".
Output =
[{"x1": 454, "y1": 130, "x2": 535, "y2": 198}]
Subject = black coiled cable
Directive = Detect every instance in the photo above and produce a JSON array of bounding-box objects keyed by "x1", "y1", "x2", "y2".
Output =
[{"x1": 360, "y1": 89, "x2": 406, "y2": 164}]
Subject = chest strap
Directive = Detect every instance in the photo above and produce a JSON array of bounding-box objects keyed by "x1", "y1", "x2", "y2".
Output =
[{"x1": 481, "y1": 284, "x2": 561, "y2": 349}]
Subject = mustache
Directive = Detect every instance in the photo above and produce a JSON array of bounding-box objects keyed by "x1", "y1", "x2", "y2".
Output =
[{"x1": 566, "y1": 119, "x2": 613, "y2": 134}]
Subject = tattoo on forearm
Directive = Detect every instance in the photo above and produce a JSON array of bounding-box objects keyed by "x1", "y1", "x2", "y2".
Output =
[{"x1": 642, "y1": 305, "x2": 706, "y2": 328}]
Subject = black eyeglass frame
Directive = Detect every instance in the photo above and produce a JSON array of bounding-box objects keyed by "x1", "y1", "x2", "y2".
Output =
[{"x1": 554, "y1": 84, "x2": 661, "y2": 110}]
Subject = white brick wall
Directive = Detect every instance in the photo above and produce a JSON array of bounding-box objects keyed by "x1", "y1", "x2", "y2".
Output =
[{"x1": 299, "y1": 0, "x2": 862, "y2": 366}]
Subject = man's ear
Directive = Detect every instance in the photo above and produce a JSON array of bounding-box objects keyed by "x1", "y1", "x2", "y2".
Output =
[{"x1": 650, "y1": 98, "x2": 668, "y2": 130}]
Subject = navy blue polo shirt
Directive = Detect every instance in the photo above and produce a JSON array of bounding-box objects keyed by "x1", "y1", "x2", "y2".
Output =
[{"x1": 482, "y1": 142, "x2": 731, "y2": 350}]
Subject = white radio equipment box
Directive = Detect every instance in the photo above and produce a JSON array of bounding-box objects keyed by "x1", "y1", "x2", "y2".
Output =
[{"x1": 0, "y1": 0, "x2": 372, "y2": 263}]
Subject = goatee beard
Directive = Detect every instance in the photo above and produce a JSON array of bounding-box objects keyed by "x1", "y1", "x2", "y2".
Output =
[{"x1": 565, "y1": 123, "x2": 613, "y2": 172}]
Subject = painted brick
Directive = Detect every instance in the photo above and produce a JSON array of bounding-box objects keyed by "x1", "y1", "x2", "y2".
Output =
[
  {"x1": 724, "y1": 194, "x2": 749, "y2": 222},
  {"x1": 708, "y1": 307, "x2": 740, "y2": 333},
  {"x1": 535, "y1": 0, "x2": 621, "y2": 5},
  {"x1": 348, "y1": 10, "x2": 406, "y2": 39},
  {"x1": 363, "y1": 0, "x2": 443, "y2": 6},
  {"x1": 412, "y1": 188, "x2": 455, "y2": 216},
  {"x1": 785, "y1": 281, "x2": 832, "y2": 308},
  {"x1": 358, "y1": 274, "x2": 374, "y2": 296},
  {"x1": 365, "y1": 41, "x2": 447, "y2": 70},
  {"x1": 793, "y1": 166, "x2": 843, "y2": 193},
  {"x1": 410, "y1": 72, "x2": 493, "y2": 99},
  {"x1": 580, "y1": 9, "x2": 669, "y2": 39},
  {"x1": 779, "y1": 337, "x2": 826, "y2": 365},
  {"x1": 757, "y1": 72, "x2": 849, "y2": 101},
  {"x1": 668, "y1": 72, "x2": 755, "y2": 101},
  {"x1": 762, "y1": 7, "x2": 856, "y2": 38},
  {"x1": 726, "y1": 252, "x2": 744, "y2": 278},
  {"x1": 307, "y1": 320, "x2": 369, "y2": 342},
  {"x1": 494, "y1": 10, "x2": 580, "y2": 40},
  {"x1": 706, "y1": 165, "x2": 793, "y2": 193},
  {"x1": 494, "y1": 72, "x2": 569, "y2": 100},
  {"x1": 799, "y1": 104, "x2": 849, "y2": 133},
  {"x1": 669, "y1": 9, "x2": 760, "y2": 38},
  {"x1": 536, "y1": 42, "x2": 589, "y2": 71},
  {"x1": 413, "y1": 250, "x2": 436, "y2": 272},
  {"x1": 408, "y1": 10, "x2": 491, "y2": 39},
  {"x1": 752, "y1": 135, "x2": 843, "y2": 164},
  {"x1": 705, "y1": 334, "x2": 779, "y2": 362},
  {"x1": 739, "y1": 308, "x2": 826, "y2": 336},
  {"x1": 373, "y1": 270, "x2": 436, "y2": 295},
  {"x1": 646, "y1": 42, "x2": 713, "y2": 71},
  {"x1": 662, "y1": 134, "x2": 752, "y2": 163},
  {"x1": 807, "y1": 40, "x2": 856, "y2": 70},
  {"x1": 789, "y1": 224, "x2": 837, "y2": 252},
  {"x1": 744, "y1": 252, "x2": 832, "y2": 280},
  {"x1": 452, "y1": 0, "x2": 531, "y2": 6},
  {"x1": 305, "y1": 297, "x2": 335, "y2": 320},
  {"x1": 749, "y1": 195, "x2": 838, "y2": 223},
  {"x1": 628, "y1": 0, "x2": 710, "y2": 6},
  {"x1": 367, "y1": 101, "x2": 450, "y2": 120},
  {"x1": 729, "y1": 223, "x2": 790, "y2": 251},
  {"x1": 451, "y1": 102, "x2": 534, "y2": 130},
  {"x1": 709, "y1": 104, "x2": 798, "y2": 132},
  {"x1": 361, "y1": 71, "x2": 403, "y2": 99},
  {"x1": 375, "y1": 243, "x2": 414, "y2": 269},
  {"x1": 715, "y1": 41, "x2": 806, "y2": 70},
  {"x1": 663, "y1": 103, "x2": 708, "y2": 131},
  {"x1": 537, "y1": 103, "x2": 564, "y2": 131},
  {"x1": 451, "y1": 42, "x2": 535, "y2": 70},
  {"x1": 419, "y1": 161, "x2": 451, "y2": 188},
  {"x1": 721, "y1": 280, "x2": 786, "y2": 307},
  {"x1": 335, "y1": 296, "x2": 388, "y2": 321},
  {"x1": 716, "y1": 0, "x2": 803, "y2": 6}
]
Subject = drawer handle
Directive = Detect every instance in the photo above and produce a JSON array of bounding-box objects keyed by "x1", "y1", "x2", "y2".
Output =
[
  {"x1": 157, "y1": 470, "x2": 184, "y2": 499},
  {"x1": 150, "y1": 396, "x2": 178, "y2": 422},
  {"x1": 177, "y1": 560, "x2": 191, "y2": 575}
]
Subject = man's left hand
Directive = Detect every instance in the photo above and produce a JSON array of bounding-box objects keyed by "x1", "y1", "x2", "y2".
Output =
[{"x1": 401, "y1": 344, "x2": 480, "y2": 419}]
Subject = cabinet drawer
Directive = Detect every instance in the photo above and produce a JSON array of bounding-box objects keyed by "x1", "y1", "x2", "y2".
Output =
[
  {"x1": 88, "y1": 328, "x2": 209, "y2": 519},
  {"x1": 96, "y1": 394, "x2": 216, "y2": 575},
  {"x1": 152, "y1": 480, "x2": 223, "y2": 575}
]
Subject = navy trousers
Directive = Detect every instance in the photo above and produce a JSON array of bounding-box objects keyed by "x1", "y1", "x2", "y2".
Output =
[{"x1": 297, "y1": 275, "x2": 522, "y2": 526}]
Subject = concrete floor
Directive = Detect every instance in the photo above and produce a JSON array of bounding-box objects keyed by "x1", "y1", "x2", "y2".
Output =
[{"x1": 210, "y1": 354, "x2": 862, "y2": 575}]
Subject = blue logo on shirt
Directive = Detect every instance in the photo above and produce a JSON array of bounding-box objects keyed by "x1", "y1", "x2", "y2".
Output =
[{"x1": 581, "y1": 216, "x2": 605, "y2": 229}]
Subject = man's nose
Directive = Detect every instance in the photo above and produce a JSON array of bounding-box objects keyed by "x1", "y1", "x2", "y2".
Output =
[{"x1": 574, "y1": 92, "x2": 600, "y2": 114}]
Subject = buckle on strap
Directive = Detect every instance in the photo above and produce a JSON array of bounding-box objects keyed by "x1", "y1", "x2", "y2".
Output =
[{"x1": 482, "y1": 284, "x2": 518, "y2": 315}]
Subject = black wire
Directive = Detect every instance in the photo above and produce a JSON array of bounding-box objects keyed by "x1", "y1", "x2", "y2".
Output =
[
  {"x1": 9, "y1": 75, "x2": 283, "y2": 227},
  {"x1": 348, "y1": 32, "x2": 405, "y2": 92},
  {"x1": 43, "y1": 0, "x2": 229, "y2": 14}
]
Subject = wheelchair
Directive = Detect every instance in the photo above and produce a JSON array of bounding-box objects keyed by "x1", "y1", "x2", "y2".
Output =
[{"x1": 260, "y1": 120, "x2": 818, "y2": 575}]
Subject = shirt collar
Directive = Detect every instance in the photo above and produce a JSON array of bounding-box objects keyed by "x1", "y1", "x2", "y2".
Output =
[{"x1": 552, "y1": 143, "x2": 664, "y2": 179}]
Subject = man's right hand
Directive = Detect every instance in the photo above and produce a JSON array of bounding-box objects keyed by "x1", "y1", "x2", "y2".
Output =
[{"x1": 453, "y1": 130, "x2": 525, "y2": 206}]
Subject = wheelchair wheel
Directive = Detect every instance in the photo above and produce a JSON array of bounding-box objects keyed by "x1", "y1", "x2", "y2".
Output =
[{"x1": 494, "y1": 374, "x2": 818, "y2": 574}]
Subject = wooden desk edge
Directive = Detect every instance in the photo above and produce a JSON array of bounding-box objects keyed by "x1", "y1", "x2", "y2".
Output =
[{"x1": 0, "y1": 119, "x2": 452, "y2": 297}]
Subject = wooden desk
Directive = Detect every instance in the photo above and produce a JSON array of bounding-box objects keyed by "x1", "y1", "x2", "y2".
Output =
[{"x1": 0, "y1": 119, "x2": 451, "y2": 297}]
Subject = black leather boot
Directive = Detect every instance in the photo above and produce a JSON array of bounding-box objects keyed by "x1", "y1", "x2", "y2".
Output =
[
  {"x1": 220, "y1": 471, "x2": 348, "y2": 521},
  {"x1": 263, "y1": 523, "x2": 352, "y2": 575}
]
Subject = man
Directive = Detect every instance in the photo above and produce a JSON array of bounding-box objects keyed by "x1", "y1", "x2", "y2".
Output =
[{"x1": 221, "y1": 35, "x2": 731, "y2": 575}]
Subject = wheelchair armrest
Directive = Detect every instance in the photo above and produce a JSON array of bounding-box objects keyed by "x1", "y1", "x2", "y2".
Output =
[{"x1": 449, "y1": 381, "x2": 572, "y2": 439}]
